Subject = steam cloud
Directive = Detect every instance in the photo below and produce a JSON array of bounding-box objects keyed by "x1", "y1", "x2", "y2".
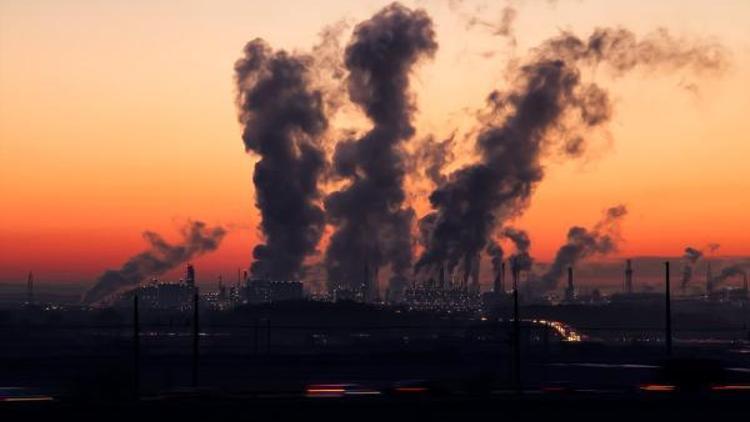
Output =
[
  {"x1": 415, "y1": 26, "x2": 726, "y2": 285},
  {"x1": 538, "y1": 205, "x2": 628, "y2": 291},
  {"x1": 681, "y1": 246, "x2": 704, "y2": 288},
  {"x1": 711, "y1": 264, "x2": 748, "y2": 288},
  {"x1": 235, "y1": 38, "x2": 328, "y2": 280},
  {"x1": 230, "y1": 4, "x2": 727, "y2": 298},
  {"x1": 486, "y1": 240, "x2": 504, "y2": 280},
  {"x1": 83, "y1": 222, "x2": 226, "y2": 304},
  {"x1": 504, "y1": 227, "x2": 533, "y2": 273},
  {"x1": 324, "y1": 3, "x2": 437, "y2": 296}
]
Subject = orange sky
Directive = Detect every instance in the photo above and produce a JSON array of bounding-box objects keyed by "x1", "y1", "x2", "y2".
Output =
[{"x1": 1, "y1": 0, "x2": 749, "y2": 285}]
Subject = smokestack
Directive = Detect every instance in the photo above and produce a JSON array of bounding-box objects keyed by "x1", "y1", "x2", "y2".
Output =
[
  {"x1": 462, "y1": 253, "x2": 472, "y2": 292},
  {"x1": 512, "y1": 262, "x2": 521, "y2": 392},
  {"x1": 706, "y1": 261, "x2": 713, "y2": 296},
  {"x1": 501, "y1": 261, "x2": 506, "y2": 293},
  {"x1": 186, "y1": 263, "x2": 196, "y2": 288},
  {"x1": 192, "y1": 291, "x2": 200, "y2": 387},
  {"x1": 471, "y1": 254, "x2": 481, "y2": 294},
  {"x1": 665, "y1": 261, "x2": 672, "y2": 357},
  {"x1": 494, "y1": 261, "x2": 505, "y2": 294},
  {"x1": 540, "y1": 205, "x2": 627, "y2": 293},
  {"x1": 133, "y1": 294, "x2": 140, "y2": 400},
  {"x1": 439, "y1": 264, "x2": 446, "y2": 290},
  {"x1": 565, "y1": 266, "x2": 575, "y2": 302},
  {"x1": 625, "y1": 259, "x2": 633, "y2": 294},
  {"x1": 83, "y1": 221, "x2": 225, "y2": 305},
  {"x1": 362, "y1": 260, "x2": 370, "y2": 303},
  {"x1": 26, "y1": 271, "x2": 34, "y2": 304}
]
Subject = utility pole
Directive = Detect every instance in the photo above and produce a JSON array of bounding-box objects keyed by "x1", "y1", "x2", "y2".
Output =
[
  {"x1": 665, "y1": 261, "x2": 673, "y2": 357},
  {"x1": 133, "y1": 295, "x2": 140, "y2": 400},
  {"x1": 512, "y1": 261, "x2": 521, "y2": 393},
  {"x1": 192, "y1": 291, "x2": 199, "y2": 388}
]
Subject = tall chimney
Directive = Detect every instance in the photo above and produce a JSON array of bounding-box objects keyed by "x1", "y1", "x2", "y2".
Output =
[
  {"x1": 625, "y1": 259, "x2": 633, "y2": 294},
  {"x1": 186, "y1": 263, "x2": 196, "y2": 288},
  {"x1": 192, "y1": 291, "x2": 200, "y2": 387},
  {"x1": 665, "y1": 261, "x2": 672, "y2": 357},
  {"x1": 494, "y1": 261, "x2": 504, "y2": 294},
  {"x1": 500, "y1": 261, "x2": 506, "y2": 293},
  {"x1": 362, "y1": 259, "x2": 370, "y2": 303},
  {"x1": 565, "y1": 266, "x2": 575, "y2": 302},
  {"x1": 471, "y1": 254, "x2": 481, "y2": 294},
  {"x1": 26, "y1": 271, "x2": 34, "y2": 304},
  {"x1": 373, "y1": 265, "x2": 380, "y2": 301},
  {"x1": 439, "y1": 264, "x2": 445, "y2": 290},
  {"x1": 512, "y1": 261, "x2": 521, "y2": 393},
  {"x1": 133, "y1": 294, "x2": 140, "y2": 399},
  {"x1": 462, "y1": 253, "x2": 471, "y2": 292},
  {"x1": 706, "y1": 261, "x2": 713, "y2": 296}
]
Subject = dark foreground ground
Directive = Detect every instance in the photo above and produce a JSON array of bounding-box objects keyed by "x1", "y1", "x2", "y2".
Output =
[
  {"x1": 3, "y1": 393, "x2": 749, "y2": 421},
  {"x1": 2, "y1": 301, "x2": 749, "y2": 420}
]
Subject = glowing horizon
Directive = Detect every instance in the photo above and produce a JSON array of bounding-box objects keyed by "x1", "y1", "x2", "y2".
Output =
[{"x1": 1, "y1": 0, "x2": 749, "y2": 285}]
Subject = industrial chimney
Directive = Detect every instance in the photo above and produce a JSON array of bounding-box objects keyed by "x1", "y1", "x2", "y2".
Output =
[
  {"x1": 625, "y1": 259, "x2": 633, "y2": 294},
  {"x1": 564, "y1": 266, "x2": 575, "y2": 302},
  {"x1": 186, "y1": 264, "x2": 196, "y2": 288},
  {"x1": 26, "y1": 271, "x2": 34, "y2": 304}
]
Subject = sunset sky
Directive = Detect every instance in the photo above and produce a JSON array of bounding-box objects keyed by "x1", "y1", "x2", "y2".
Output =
[{"x1": 1, "y1": 0, "x2": 749, "y2": 285}]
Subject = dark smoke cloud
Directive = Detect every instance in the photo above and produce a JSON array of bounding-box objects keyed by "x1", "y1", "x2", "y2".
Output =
[
  {"x1": 504, "y1": 227, "x2": 533, "y2": 272},
  {"x1": 83, "y1": 222, "x2": 226, "y2": 304},
  {"x1": 681, "y1": 246, "x2": 703, "y2": 289},
  {"x1": 486, "y1": 240, "x2": 504, "y2": 277},
  {"x1": 415, "y1": 26, "x2": 726, "y2": 280},
  {"x1": 235, "y1": 38, "x2": 328, "y2": 280},
  {"x1": 539, "y1": 205, "x2": 627, "y2": 291},
  {"x1": 415, "y1": 133, "x2": 456, "y2": 187},
  {"x1": 324, "y1": 3, "x2": 437, "y2": 295},
  {"x1": 711, "y1": 264, "x2": 748, "y2": 288}
]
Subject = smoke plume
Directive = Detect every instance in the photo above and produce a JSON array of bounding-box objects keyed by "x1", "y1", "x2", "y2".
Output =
[
  {"x1": 711, "y1": 264, "x2": 748, "y2": 288},
  {"x1": 235, "y1": 38, "x2": 328, "y2": 280},
  {"x1": 680, "y1": 246, "x2": 703, "y2": 289},
  {"x1": 504, "y1": 227, "x2": 533, "y2": 272},
  {"x1": 415, "y1": 26, "x2": 725, "y2": 281},
  {"x1": 539, "y1": 205, "x2": 627, "y2": 292},
  {"x1": 415, "y1": 133, "x2": 456, "y2": 187},
  {"x1": 324, "y1": 4, "x2": 437, "y2": 296},
  {"x1": 486, "y1": 240, "x2": 504, "y2": 278},
  {"x1": 83, "y1": 221, "x2": 226, "y2": 304}
]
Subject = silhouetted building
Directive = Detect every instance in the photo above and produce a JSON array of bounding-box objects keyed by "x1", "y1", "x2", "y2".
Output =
[
  {"x1": 121, "y1": 280, "x2": 194, "y2": 309},
  {"x1": 246, "y1": 279, "x2": 304, "y2": 304},
  {"x1": 186, "y1": 264, "x2": 196, "y2": 288}
]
